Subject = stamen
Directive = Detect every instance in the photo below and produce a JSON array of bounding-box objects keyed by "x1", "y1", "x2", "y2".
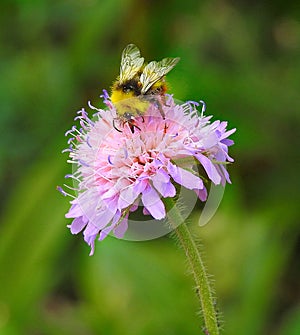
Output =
[
  {"x1": 78, "y1": 159, "x2": 90, "y2": 167},
  {"x1": 108, "y1": 155, "x2": 113, "y2": 165},
  {"x1": 65, "y1": 174, "x2": 81, "y2": 182},
  {"x1": 77, "y1": 108, "x2": 87, "y2": 116},
  {"x1": 88, "y1": 100, "x2": 101, "y2": 112},
  {"x1": 56, "y1": 186, "x2": 75, "y2": 198},
  {"x1": 79, "y1": 120, "x2": 87, "y2": 130},
  {"x1": 63, "y1": 183, "x2": 78, "y2": 191},
  {"x1": 57, "y1": 185, "x2": 67, "y2": 196},
  {"x1": 90, "y1": 170, "x2": 111, "y2": 183},
  {"x1": 199, "y1": 100, "x2": 206, "y2": 116},
  {"x1": 86, "y1": 136, "x2": 92, "y2": 148},
  {"x1": 65, "y1": 125, "x2": 82, "y2": 138},
  {"x1": 65, "y1": 128, "x2": 74, "y2": 137},
  {"x1": 75, "y1": 109, "x2": 95, "y2": 126},
  {"x1": 62, "y1": 144, "x2": 74, "y2": 153},
  {"x1": 186, "y1": 100, "x2": 200, "y2": 107},
  {"x1": 67, "y1": 160, "x2": 79, "y2": 164},
  {"x1": 100, "y1": 89, "x2": 109, "y2": 100},
  {"x1": 100, "y1": 89, "x2": 114, "y2": 108}
]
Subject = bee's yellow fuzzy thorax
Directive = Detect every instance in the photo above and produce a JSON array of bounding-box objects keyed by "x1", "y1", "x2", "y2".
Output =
[{"x1": 111, "y1": 87, "x2": 135, "y2": 103}]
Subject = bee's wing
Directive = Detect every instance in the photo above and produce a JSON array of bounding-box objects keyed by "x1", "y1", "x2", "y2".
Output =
[
  {"x1": 119, "y1": 44, "x2": 144, "y2": 84},
  {"x1": 140, "y1": 57, "x2": 180, "y2": 94}
]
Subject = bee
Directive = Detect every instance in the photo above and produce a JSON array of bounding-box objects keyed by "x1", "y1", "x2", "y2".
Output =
[{"x1": 111, "y1": 44, "x2": 180, "y2": 131}]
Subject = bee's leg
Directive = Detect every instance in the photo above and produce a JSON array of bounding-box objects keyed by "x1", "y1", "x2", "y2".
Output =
[
  {"x1": 136, "y1": 112, "x2": 144, "y2": 123},
  {"x1": 163, "y1": 122, "x2": 168, "y2": 134},
  {"x1": 154, "y1": 98, "x2": 166, "y2": 119},
  {"x1": 113, "y1": 119, "x2": 122, "y2": 132},
  {"x1": 130, "y1": 121, "x2": 141, "y2": 132},
  {"x1": 147, "y1": 95, "x2": 166, "y2": 119},
  {"x1": 157, "y1": 101, "x2": 165, "y2": 119},
  {"x1": 123, "y1": 112, "x2": 142, "y2": 132},
  {"x1": 129, "y1": 124, "x2": 134, "y2": 133}
]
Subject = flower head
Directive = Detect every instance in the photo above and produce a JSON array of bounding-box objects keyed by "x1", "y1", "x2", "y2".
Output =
[{"x1": 60, "y1": 92, "x2": 235, "y2": 254}]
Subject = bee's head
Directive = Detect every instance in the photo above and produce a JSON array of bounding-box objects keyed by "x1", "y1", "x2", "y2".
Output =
[
  {"x1": 111, "y1": 79, "x2": 142, "y2": 103},
  {"x1": 123, "y1": 112, "x2": 134, "y2": 121}
]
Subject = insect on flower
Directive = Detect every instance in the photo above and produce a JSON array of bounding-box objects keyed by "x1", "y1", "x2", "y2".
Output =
[
  {"x1": 59, "y1": 44, "x2": 236, "y2": 254},
  {"x1": 110, "y1": 44, "x2": 180, "y2": 131}
]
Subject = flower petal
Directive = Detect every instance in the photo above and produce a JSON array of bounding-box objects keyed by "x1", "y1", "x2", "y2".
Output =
[
  {"x1": 133, "y1": 179, "x2": 148, "y2": 194},
  {"x1": 84, "y1": 233, "x2": 98, "y2": 256},
  {"x1": 118, "y1": 184, "x2": 139, "y2": 209},
  {"x1": 195, "y1": 187, "x2": 208, "y2": 201},
  {"x1": 141, "y1": 186, "x2": 165, "y2": 220},
  {"x1": 68, "y1": 216, "x2": 87, "y2": 234},
  {"x1": 152, "y1": 169, "x2": 176, "y2": 197},
  {"x1": 65, "y1": 202, "x2": 82, "y2": 218},
  {"x1": 167, "y1": 162, "x2": 204, "y2": 190},
  {"x1": 143, "y1": 207, "x2": 151, "y2": 215},
  {"x1": 194, "y1": 153, "x2": 221, "y2": 185},
  {"x1": 91, "y1": 207, "x2": 116, "y2": 230},
  {"x1": 114, "y1": 217, "x2": 128, "y2": 238},
  {"x1": 99, "y1": 224, "x2": 115, "y2": 241}
]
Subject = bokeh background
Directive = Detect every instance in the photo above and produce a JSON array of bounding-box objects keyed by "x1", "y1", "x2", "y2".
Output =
[{"x1": 0, "y1": 0, "x2": 299, "y2": 334}]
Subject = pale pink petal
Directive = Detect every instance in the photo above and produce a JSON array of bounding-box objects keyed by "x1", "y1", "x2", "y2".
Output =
[
  {"x1": 201, "y1": 132, "x2": 219, "y2": 148},
  {"x1": 156, "y1": 181, "x2": 176, "y2": 197},
  {"x1": 102, "y1": 187, "x2": 118, "y2": 199},
  {"x1": 68, "y1": 216, "x2": 87, "y2": 234},
  {"x1": 152, "y1": 169, "x2": 176, "y2": 197},
  {"x1": 114, "y1": 217, "x2": 128, "y2": 238},
  {"x1": 91, "y1": 207, "x2": 116, "y2": 230},
  {"x1": 133, "y1": 179, "x2": 148, "y2": 194},
  {"x1": 195, "y1": 187, "x2": 208, "y2": 201},
  {"x1": 141, "y1": 186, "x2": 165, "y2": 220},
  {"x1": 83, "y1": 222, "x2": 100, "y2": 238},
  {"x1": 65, "y1": 203, "x2": 82, "y2": 218},
  {"x1": 99, "y1": 224, "x2": 115, "y2": 240},
  {"x1": 194, "y1": 153, "x2": 221, "y2": 185},
  {"x1": 218, "y1": 164, "x2": 231, "y2": 185},
  {"x1": 118, "y1": 184, "x2": 139, "y2": 209},
  {"x1": 143, "y1": 207, "x2": 151, "y2": 215},
  {"x1": 102, "y1": 195, "x2": 118, "y2": 209},
  {"x1": 84, "y1": 233, "x2": 97, "y2": 256},
  {"x1": 220, "y1": 127, "x2": 236, "y2": 140},
  {"x1": 167, "y1": 162, "x2": 204, "y2": 190},
  {"x1": 129, "y1": 199, "x2": 139, "y2": 212}
]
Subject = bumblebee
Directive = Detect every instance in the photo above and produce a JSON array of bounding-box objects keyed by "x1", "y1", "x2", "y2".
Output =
[{"x1": 111, "y1": 44, "x2": 180, "y2": 130}]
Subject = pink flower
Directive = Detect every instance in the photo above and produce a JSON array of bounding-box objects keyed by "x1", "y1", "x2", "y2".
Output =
[{"x1": 60, "y1": 92, "x2": 235, "y2": 255}]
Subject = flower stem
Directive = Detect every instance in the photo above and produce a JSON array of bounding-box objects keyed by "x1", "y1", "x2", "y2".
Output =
[{"x1": 164, "y1": 198, "x2": 220, "y2": 335}]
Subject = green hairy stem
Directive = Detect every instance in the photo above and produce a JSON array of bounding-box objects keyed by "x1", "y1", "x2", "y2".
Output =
[{"x1": 165, "y1": 197, "x2": 220, "y2": 335}]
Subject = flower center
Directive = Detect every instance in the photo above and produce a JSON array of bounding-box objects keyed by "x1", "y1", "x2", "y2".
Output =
[{"x1": 131, "y1": 151, "x2": 157, "y2": 178}]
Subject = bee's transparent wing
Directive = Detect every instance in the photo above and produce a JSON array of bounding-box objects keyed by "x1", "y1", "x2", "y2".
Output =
[
  {"x1": 140, "y1": 57, "x2": 180, "y2": 94},
  {"x1": 119, "y1": 44, "x2": 144, "y2": 84}
]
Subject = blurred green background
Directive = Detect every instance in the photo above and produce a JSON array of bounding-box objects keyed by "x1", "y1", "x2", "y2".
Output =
[{"x1": 0, "y1": 0, "x2": 299, "y2": 334}]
